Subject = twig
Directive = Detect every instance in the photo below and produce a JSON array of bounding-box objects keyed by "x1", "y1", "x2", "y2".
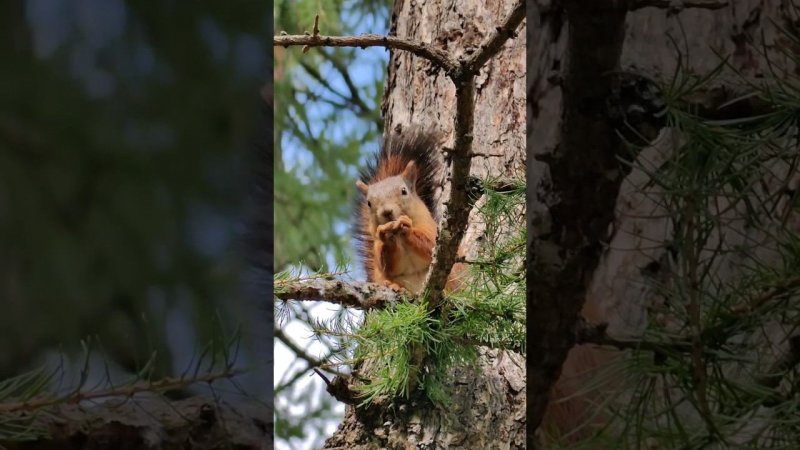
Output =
[
  {"x1": 274, "y1": 327, "x2": 347, "y2": 378},
  {"x1": 729, "y1": 275, "x2": 800, "y2": 315},
  {"x1": 757, "y1": 335, "x2": 800, "y2": 390},
  {"x1": 317, "y1": 371, "x2": 359, "y2": 405},
  {"x1": 575, "y1": 319, "x2": 695, "y2": 353},
  {"x1": 274, "y1": 327, "x2": 324, "y2": 368},
  {"x1": 274, "y1": 34, "x2": 457, "y2": 74}
]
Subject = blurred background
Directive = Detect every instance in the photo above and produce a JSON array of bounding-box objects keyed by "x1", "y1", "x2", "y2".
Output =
[
  {"x1": 273, "y1": 0, "x2": 390, "y2": 448},
  {"x1": 0, "y1": 0, "x2": 270, "y2": 411}
]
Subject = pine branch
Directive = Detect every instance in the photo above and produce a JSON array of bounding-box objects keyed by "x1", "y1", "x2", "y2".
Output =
[
  {"x1": 274, "y1": 327, "x2": 346, "y2": 378},
  {"x1": 275, "y1": 278, "x2": 403, "y2": 309},
  {"x1": 574, "y1": 320, "x2": 766, "y2": 360}
]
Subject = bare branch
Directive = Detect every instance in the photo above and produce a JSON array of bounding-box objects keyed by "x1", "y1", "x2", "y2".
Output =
[
  {"x1": 274, "y1": 327, "x2": 346, "y2": 387},
  {"x1": 0, "y1": 369, "x2": 242, "y2": 413},
  {"x1": 317, "y1": 371, "x2": 360, "y2": 405},
  {"x1": 275, "y1": 278, "x2": 403, "y2": 309},
  {"x1": 273, "y1": 34, "x2": 457, "y2": 73},
  {"x1": 274, "y1": 327, "x2": 326, "y2": 368}
]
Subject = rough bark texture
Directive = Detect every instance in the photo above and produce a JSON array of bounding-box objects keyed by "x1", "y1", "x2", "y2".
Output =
[
  {"x1": 324, "y1": 349, "x2": 525, "y2": 450},
  {"x1": 528, "y1": 0, "x2": 800, "y2": 444},
  {"x1": 528, "y1": 1, "x2": 630, "y2": 440},
  {"x1": 383, "y1": 0, "x2": 526, "y2": 183},
  {"x1": 593, "y1": 0, "x2": 800, "y2": 386},
  {"x1": 323, "y1": 0, "x2": 526, "y2": 448},
  {"x1": 0, "y1": 397, "x2": 270, "y2": 450}
]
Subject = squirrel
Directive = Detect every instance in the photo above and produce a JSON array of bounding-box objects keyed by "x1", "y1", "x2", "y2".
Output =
[{"x1": 353, "y1": 129, "x2": 453, "y2": 294}]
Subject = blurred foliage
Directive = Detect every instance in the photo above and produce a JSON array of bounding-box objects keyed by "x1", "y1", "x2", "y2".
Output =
[
  {"x1": 0, "y1": 0, "x2": 268, "y2": 389},
  {"x1": 564, "y1": 20, "x2": 800, "y2": 449},
  {"x1": 0, "y1": 333, "x2": 243, "y2": 444},
  {"x1": 273, "y1": 0, "x2": 390, "y2": 447}
]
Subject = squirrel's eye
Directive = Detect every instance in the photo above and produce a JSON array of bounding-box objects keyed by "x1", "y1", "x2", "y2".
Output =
[
  {"x1": 401, "y1": 187, "x2": 408, "y2": 196},
  {"x1": 367, "y1": 201, "x2": 372, "y2": 208}
]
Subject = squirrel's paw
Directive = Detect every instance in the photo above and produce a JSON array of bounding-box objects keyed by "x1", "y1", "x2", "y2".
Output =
[
  {"x1": 376, "y1": 222, "x2": 395, "y2": 241},
  {"x1": 378, "y1": 216, "x2": 412, "y2": 240},
  {"x1": 377, "y1": 220, "x2": 402, "y2": 240},
  {"x1": 396, "y1": 215, "x2": 412, "y2": 233},
  {"x1": 381, "y1": 280, "x2": 405, "y2": 292}
]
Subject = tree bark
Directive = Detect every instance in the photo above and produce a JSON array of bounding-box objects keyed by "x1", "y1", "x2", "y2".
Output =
[
  {"x1": 0, "y1": 397, "x2": 270, "y2": 450},
  {"x1": 528, "y1": 0, "x2": 800, "y2": 444},
  {"x1": 323, "y1": 0, "x2": 526, "y2": 448}
]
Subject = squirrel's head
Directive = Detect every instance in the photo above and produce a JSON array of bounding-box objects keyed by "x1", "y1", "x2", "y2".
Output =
[{"x1": 356, "y1": 161, "x2": 419, "y2": 226}]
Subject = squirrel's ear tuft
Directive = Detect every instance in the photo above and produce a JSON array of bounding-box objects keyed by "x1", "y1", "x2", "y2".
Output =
[
  {"x1": 356, "y1": 180, "x2": 369, "y2": 195},
  {"x1": 401, "y1": 161, "x2": 417, "y2": 189}
]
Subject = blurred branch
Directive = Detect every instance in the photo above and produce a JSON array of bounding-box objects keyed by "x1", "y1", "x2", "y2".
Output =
[
  {"x1": 322, "y1": 51, "x2": 383, "y2": 126},
  {"x1": 274, "y1": 327, "x2": 345, "y2": 377},
  {"x1": 757, "y1": 335, "x2": 800, "y2": 390},
  {"x1": 729, "y1": 275, "x2": 800, "y2": 315},
  {"x1": 0, "y1": 369, "x2": 242, "y2": 414},
  {"x1": 575, "y1": 319, "x2": 695, "y2": 353}
]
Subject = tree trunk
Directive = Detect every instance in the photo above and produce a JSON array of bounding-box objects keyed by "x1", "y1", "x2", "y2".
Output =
[
  {"x1": 528, "y1": 0, "x2": 799, "y2": 444},
  {"x1": 323, "y1": 1, "x2": 526, "y2": 448}
]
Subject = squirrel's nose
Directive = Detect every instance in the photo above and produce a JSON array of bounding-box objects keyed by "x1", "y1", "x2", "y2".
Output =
[{"x1": 381, "y1": 209, "x2": 395, "y2": 220}]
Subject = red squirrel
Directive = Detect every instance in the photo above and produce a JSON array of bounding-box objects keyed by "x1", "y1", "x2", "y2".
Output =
[{"x1": 354, "y1": 129, "x2": 461, "y2": 294}]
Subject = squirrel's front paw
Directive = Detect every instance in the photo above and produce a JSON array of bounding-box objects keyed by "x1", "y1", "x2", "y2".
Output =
[
  {"x1": 381, "y1": 280, "x2": 405, "y2": 292},
  {"x1": 377, "y1": 220, "x2": 402, "y2": 240},
  {"x1": 396, "y1": 215, "x2": 412, "y2": 234}
]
